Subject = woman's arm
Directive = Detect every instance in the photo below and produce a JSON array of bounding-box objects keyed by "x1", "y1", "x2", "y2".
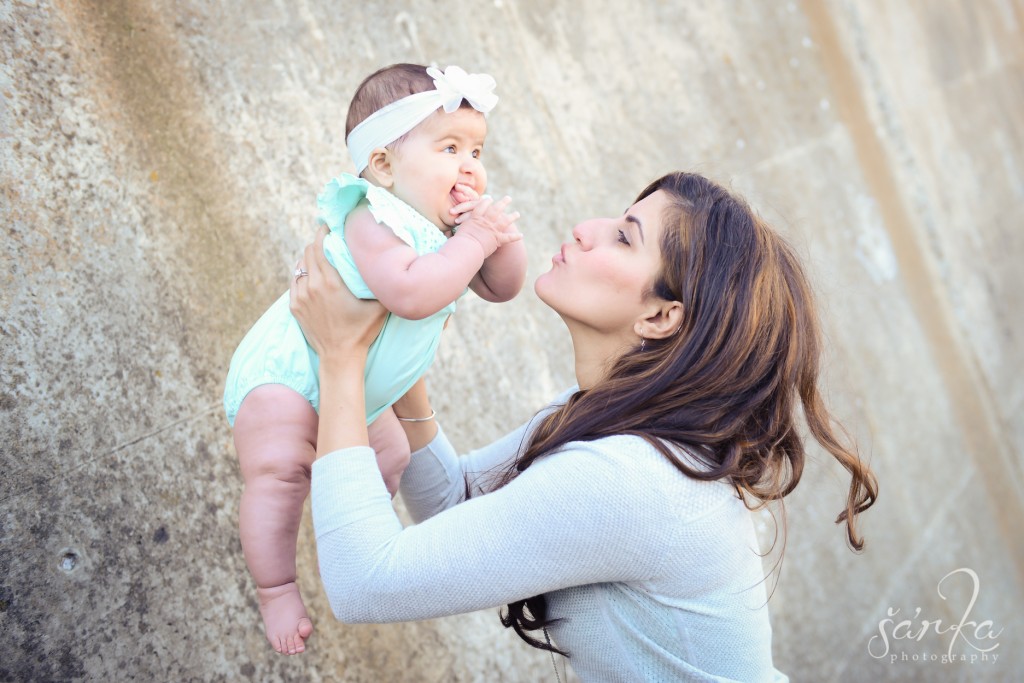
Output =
[
  {"x1": 311, "y1": 437, "x2": 673, "y2": 623},
  {"x1": 346, "y1": 196, "x2": 521, "y2": 320},
  {"x1": 391, "y1": 378, "x2": 438, "y2": 452},
  {"x1": 289, "y1": 225, "x2": 386, "y2": 455},
  {"x1": 397, "y1": 415, "x2": 542, "y2": 523},
  {"x1": 394, "y1": 379, "x2": 574, "y2": 523},
  {"x1": 291, "y1": 230, "x2": 671, "y2": 624}
]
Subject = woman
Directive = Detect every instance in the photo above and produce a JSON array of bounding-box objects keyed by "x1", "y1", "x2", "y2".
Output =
[{"x1": 289, "y1": 171, "x2": 878, "y2": 681}]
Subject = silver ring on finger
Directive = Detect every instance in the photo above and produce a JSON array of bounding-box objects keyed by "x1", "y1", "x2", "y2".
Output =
[{"x1": 294, "y1": 267, "x2": 309, "y2": 282}]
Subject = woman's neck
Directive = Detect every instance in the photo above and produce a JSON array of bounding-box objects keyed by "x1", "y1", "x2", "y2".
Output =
[{"x1": 566, "y1": 324, "x2": 632, "y2": 391}]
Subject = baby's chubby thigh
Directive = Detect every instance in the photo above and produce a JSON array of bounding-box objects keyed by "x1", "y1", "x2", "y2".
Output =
[
  {"x1": 367, "y1": 408, "x2": 411, "y2": 498},
  {"x1": 234, "y1": 384, "x2": 320, "y2": 484}
]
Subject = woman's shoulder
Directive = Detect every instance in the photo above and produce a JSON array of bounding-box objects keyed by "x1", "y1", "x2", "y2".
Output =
[
  {"x1": 554, "y1": 431, "x2": 694, "y2": 470},
  {"x1": 553, "y1": 433, "x2": 739, "y2": 520}
]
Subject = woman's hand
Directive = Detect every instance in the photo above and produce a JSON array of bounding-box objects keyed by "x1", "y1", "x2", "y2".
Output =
[
  {"x1": 290, "y1": 224, "x2": 385, "y2": 455},
  {"x1": 290, "y1": 224, "x2": 387, "y2": 360}
]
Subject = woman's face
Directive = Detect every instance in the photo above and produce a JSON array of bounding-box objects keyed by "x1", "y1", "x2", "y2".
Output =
[{"x1": 535, "y1": 189, "x2": 672, "y2": 336}]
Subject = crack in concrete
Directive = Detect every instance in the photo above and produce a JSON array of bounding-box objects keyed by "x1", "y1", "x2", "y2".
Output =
[{"x1": 0, "y1": 404, "x2": 221, "y2": 506}]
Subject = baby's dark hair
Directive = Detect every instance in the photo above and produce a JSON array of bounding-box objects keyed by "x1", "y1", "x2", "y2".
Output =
[
  {"x1": 345, "y1": 64, "x2": 433, "y2": 138},
  {"x1": 345, "y1": 63, "x2": 475, "y2": 140}
]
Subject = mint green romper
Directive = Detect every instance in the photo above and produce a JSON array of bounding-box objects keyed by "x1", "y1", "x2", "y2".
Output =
[{"x1": 223, "y1": 173, "x2": 456, "y2": 427}]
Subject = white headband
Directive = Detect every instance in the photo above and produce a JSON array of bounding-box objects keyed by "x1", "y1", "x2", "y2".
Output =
[{"x1": 346, "y1": 65, "x2": 498, "y2": 174}]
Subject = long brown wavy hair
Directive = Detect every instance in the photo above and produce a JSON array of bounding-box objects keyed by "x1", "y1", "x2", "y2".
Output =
[{"x1": 498, "y1": 171, "x2": 878, "y2": 654}]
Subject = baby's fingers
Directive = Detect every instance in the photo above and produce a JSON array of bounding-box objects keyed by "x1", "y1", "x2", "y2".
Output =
[
  {"x1": 489, "y1": 195, "x2": 513, "y2": 215},
  {"x1": 455, "y1": 196, "x2": 494, "y2": 224},
  {"x1": 449, "y1": 198, "x2": 477, "y2": 216},
  {"x1": 451, "y1": 195, "x2": 491, "y2": 217},
  {"x1": 496, "y1": 229, "x2": 523, "y2": 244},
  {"x1": 501, "y1": 211, "x2": 522, "y2": 227},
  {"x1": 451, "y1": 183, "x2": 480, "y2": 205}
]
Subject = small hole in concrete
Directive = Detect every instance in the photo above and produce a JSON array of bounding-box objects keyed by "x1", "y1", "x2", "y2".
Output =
[{"x1": 60, "y1": 551, "x2": 78, "y2": 572}]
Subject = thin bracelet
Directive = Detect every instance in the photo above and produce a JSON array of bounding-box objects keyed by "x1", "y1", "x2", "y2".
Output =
[{"x1": 395, "y1": 409, "x2": 437, "y2": 423}]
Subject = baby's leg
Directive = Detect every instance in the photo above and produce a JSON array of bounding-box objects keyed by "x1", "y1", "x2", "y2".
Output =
[
  {"x1": 368, "y1": 407, "x2": 411, "y2": 497},
  {"x1": 234, "y1": 384, "x2": 318, "y2": 655}
]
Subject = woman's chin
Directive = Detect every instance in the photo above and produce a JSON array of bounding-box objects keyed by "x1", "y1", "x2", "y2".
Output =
[{"x1": 533, "y1": 272, "x2": 557, "y2": 305}]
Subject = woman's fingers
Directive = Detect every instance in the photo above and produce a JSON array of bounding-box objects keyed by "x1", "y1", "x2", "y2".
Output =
[
  {"x1": 289, "y1": 258, "x2": 308, "y2": 319},
  {"x1": 299, "y1": 225, "x2": 333, "y2": 297},
  {"x1": 313, "y1": 224, "x2": 331, "y2": 269},
  {"x1": 289, "y1": 226, "x2": 387, "y2": 355}
]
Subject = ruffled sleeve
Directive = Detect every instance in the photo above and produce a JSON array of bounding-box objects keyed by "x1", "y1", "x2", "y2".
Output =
[
  {"x1": 316, "y1": 172, "x2": 451, "y2": 300},
  {"x1": 317, "y1": 173, "x2": 416, "y2": 248}
]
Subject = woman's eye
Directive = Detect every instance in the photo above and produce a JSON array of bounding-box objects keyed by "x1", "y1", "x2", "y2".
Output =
[{"x1": 617, "y1": 229, "x2": 631, "y2": 246}]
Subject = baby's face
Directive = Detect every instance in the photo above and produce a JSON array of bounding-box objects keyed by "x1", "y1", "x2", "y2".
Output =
[{"x1": 387, "y1": 108, "x2": 488, "y2": 230}]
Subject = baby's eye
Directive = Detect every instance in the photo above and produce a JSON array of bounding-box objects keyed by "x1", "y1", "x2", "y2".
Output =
[
  {"x1": 472, "y1": 149, "x2": 482, "y2": 159},
  {"x1": 444, "y1": 145, "x2": 457, "y2": 154},
  {"x1": 617, "y1": 229, "x2": 631, "y2": 246}
]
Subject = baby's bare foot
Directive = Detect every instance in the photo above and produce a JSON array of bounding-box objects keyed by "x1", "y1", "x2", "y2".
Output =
[{"x1": 256, "y1": 582, "x2": 314, "y2": 655}]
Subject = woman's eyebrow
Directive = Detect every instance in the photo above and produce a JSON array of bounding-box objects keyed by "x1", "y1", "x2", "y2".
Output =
[{"x1": 625, "y1": 214, "x2": 645, "y2": 244}]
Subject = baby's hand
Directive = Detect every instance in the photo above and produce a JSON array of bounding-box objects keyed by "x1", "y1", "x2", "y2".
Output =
[{"x1": 449, "y1": 195, "x2": 522, "y2": 257}]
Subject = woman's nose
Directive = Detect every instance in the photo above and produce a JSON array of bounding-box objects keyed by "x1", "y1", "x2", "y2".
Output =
[
  {"x1": 571, "y1": 218, "x2": 604, "y2": 249},
  {"x1": 573, "y1": 220, "x2": 598, "y2": 249}
]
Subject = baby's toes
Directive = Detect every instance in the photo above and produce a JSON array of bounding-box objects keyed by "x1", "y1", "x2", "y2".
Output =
[{"x1": 298, "y1": 617, "x2": 314, "y2": 640}]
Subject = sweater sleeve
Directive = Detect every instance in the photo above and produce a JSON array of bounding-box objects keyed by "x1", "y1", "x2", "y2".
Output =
[
  {"x1": 397, "y1": 388, "x2": 578, "y2": 523},
  {"x1": 311, "y1": 436, "x2": 676, "y2": 624},
  {"x1": 397, "y1": 420, "x2": 532, "y2": 523}
]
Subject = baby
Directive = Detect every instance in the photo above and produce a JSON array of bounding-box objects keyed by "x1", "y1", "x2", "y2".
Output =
[{"x1": 222, "y1": 63, "x2": 526, "y2": 655}]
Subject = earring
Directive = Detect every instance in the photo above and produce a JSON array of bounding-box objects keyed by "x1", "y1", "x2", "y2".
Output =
[{"x1": 639, "y1": 327, "x2": 646, "y2": 352}]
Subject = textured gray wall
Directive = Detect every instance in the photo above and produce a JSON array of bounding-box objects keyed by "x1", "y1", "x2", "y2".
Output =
[{"x1": 2, "y1": 0, "x2": 1022, "y2": 681}]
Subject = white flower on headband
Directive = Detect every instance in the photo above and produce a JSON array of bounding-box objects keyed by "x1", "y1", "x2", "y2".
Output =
[{"x1": 426, "y1": 65, "x2": 498, "y2": 114}]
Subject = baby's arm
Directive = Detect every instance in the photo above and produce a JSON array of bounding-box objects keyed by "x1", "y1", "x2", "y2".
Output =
[
  {"x1": 345, "y1": 200, "x2": 520, "y2": 320},
  {"x1": 448, "y1": 185, "x2": 526, "y2": 302},
  {"x1": 468, "y1": 232, "x2": 527, "y2": 303}
]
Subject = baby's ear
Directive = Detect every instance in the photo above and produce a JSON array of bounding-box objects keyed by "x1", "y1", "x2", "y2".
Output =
[{"x1": 366, "y1": 148, "x2": 394, "y2": 188}]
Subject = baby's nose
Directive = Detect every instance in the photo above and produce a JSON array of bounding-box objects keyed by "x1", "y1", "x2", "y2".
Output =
[{"x1": 459, "y1": 164, "x2": 482, "y2": 189}]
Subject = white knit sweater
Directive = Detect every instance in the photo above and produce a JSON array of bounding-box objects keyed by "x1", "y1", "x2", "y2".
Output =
[{"x1": 311, "y1": 390, "x2": 789, "y2": 682}]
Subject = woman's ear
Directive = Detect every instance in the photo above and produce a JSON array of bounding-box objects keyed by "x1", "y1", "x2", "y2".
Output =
[
  {"x1": 635, "y1": 301, "x2": 683, "y2": 340},
  {"x1": 365, "y1": 147, "x2": 394, "y2": 188}
]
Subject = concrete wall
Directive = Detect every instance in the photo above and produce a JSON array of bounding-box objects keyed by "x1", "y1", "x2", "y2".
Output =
[{"x1": 1, "y1": 0, "x2": 1021, "y2": 681}]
